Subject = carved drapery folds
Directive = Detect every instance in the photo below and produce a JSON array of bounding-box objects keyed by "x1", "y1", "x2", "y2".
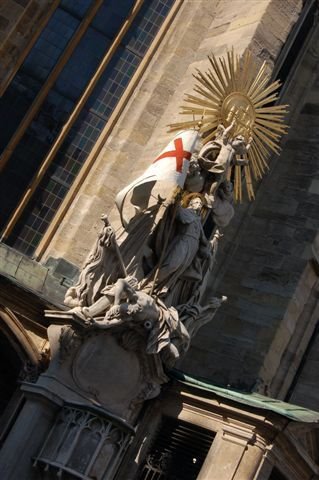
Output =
[
  {"x1": 57, "y1": 128, "x2": 238, "y2": 411},
  {"x1": 63, "y1": 184, "x2": 229, "y2": 368}
]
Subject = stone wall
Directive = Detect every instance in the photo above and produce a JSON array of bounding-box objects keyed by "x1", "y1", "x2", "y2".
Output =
[
  {"x1": 0, "y1": 243, "x2": 67, "y2": 307},
  {"x1": 182, "y1": 19, "x2": 319, "y2": 394},
  {"x1": 40, "y1": 0, "x2": 319, "y2": 398},
  {"x1": 0, "y1": 0, "x2": 58, "y2": 96},
  {"x1": 44, "y1": 0, "x2": 302, "y2": 266}
]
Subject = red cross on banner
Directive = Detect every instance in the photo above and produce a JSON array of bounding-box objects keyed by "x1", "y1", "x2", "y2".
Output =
[
  {"x1": 116, "y1": 130, "x2": 200, "y2": 228},
  {"x1": 153, "y1": 138, "x2": 192, "y2": 173}
]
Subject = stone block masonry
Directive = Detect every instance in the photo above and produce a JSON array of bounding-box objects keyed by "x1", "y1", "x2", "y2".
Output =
[
  {"x1": 183, "y1": 20, "x2": 319, "y2": 397},
  {"x1": 0, "y1": 0, "x2": 59, "y2": 95},
  {"x1": 39, "y1": 0, "x2": 315, "y2": 399}
]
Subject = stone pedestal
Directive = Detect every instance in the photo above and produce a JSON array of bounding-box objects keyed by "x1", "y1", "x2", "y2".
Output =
[
  {"x1": 0, "y1": 312, "x2": 168, "y2": 480},
  {"x1": 40, "y1": 319, "x2": 167, "y2": 422}
]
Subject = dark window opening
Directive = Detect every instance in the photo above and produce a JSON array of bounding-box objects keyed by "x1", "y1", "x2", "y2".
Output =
[
  {"x1": 0, "y1": 330, "x2": 25, "y2": 447},
  {"x1": 269, "y1": 467, "x2": 288, "y2": 480},
  {"x1": 137, "y1": 416, "x2": 215, "y2": 480},
  {"x1": 0, "y1": 6, "x2": 84, "y2": 153},
  {"x1": 0, "y1": 331, "x2": 21, "y2": 415}
]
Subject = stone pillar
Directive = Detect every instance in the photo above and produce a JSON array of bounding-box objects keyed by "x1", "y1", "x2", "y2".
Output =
[
  {"x1": 0, "y1": 391, "x2": 59, "y2": 480},
  {"x1": 253, "y1": 454, "x2": 275, "y2": 480},
  {"x1": 197, "y1": 425, "x2": 264, "y2": 480},
  {"x1": 233, "y1": 441, "x2": 265, "y2": 480}
]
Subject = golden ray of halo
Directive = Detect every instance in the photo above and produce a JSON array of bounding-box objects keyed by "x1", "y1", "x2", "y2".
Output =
[{"x1": 168, "y1": 49, "x2": 288, "y2": 201}]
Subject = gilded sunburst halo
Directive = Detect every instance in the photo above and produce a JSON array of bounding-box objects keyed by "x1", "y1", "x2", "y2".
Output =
[{"x1": 168, "y1": 49, "x2": 289, "y2": 201}]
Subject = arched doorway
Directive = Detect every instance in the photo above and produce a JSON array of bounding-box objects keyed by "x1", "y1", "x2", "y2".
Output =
[
  {"x1": 0, "y1": 306, "x2": 41, "y2": 445},
  {"x1": 0, "y1": 330, "x2": 22, "y2": 415}
]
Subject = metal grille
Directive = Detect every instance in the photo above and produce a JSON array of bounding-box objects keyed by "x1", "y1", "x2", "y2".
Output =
[{"x1": 138, "y1": 417, "x2": 215, "y2": 480}]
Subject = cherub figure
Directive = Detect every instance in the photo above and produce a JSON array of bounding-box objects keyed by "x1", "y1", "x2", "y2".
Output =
[
  {"x1": 206, "y1": 180, "x2": 235, "y2": 228},
  {"x1": 198, "y1": 120, "x2": 252, "y2": 195}
]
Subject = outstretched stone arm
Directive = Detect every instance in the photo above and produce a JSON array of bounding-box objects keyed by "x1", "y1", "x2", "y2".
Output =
[
  {"x1": 215, "y1": 120, "x2": 236, "y2": 145},
  {"x1": 112, "y1": 277, "x2": 138, "y2": 306},
  {"x1": 221, "y1": 119, "x2": 236, "y2": 143},
  {"x1": 180, "y1": 295, "x2": 227, "y2": 338}
]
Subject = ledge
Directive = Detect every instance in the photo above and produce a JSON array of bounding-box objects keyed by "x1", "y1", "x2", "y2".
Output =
[
  {"x1": 170, "y1": 369, "x2": 319, "y2": 424},
  {"x1": 0, "y1": 243, "x2": 67, "y2": 308}
]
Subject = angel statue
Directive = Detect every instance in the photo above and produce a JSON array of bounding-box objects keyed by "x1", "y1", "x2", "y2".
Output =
[{"x1": 196, "y1": 120, "x2": 252, "y2": 196}]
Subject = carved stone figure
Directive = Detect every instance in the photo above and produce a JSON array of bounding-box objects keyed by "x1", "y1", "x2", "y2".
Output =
[
  {"x1": 59, "y1": 128, "x2": 235, "y2": 419},
  {"x1": 70, "y1": 276, "x2": 191, "y2": 368},
  {"x1": 70, "y1": 276, "x2": 138, "y2": 322},
  {"x1": 182, "y1": 122, "x2": 252, "y2": 231},
  {"x1": 207, "y1": 180, "x2": 235, "y2": 228},
  {"x1": 70, "y1": 277, "x2": 227, "y2": 371},
  {"x1": 197, "y1": 121, "x2": 251, "y2": 196},
  {"x1": 64, "y1": 122, "x2": 252, "y2": 315},
  {"x1": 147, "y1": 194, "x2": 210, "y2": 298},
  {"x1": 64, "y1": 214, "x2": 124, "y2": 308},
  {"x1": 184, "y1": 157, "x2": 206, "y2": 193}
]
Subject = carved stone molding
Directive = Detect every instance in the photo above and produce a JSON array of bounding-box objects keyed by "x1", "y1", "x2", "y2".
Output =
[{"x1": 221, "y1": 424, "x2": 257, "y2": 448}]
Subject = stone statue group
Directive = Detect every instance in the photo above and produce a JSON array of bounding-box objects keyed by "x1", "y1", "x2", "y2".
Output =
[{"x1": 64, "y1": 121, "x2": 251, "y2": 369}]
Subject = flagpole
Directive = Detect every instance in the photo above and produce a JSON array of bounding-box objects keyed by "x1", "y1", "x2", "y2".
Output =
[
  {"x1": 148, "y1": 125, "x2": 203, "y2": 296},
  {"x1": 149, "y1": 187, "x2": 182, "y2": 296}
]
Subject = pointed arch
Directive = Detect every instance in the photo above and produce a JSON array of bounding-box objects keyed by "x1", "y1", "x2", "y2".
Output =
[{"x1": 0, "y1": 305, "x2": 40, "y2": 365}]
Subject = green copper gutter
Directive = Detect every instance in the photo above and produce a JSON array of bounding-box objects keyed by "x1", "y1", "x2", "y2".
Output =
[{"x1": 170, "y1": 370, "x2": 319, "y2": 424}]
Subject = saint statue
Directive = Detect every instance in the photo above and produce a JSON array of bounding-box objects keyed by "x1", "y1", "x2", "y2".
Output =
[{"x1": 64, "y1": 123, "x2": 246, "y2": 368}]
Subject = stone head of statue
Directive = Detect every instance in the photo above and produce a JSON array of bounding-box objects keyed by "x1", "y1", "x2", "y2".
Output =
[
  {"x1": 187, "y1": 196, "x2": 204, "y2": 215},
  {"x1": 231, "y1": 134, "x2": 247, "y2": 155}
]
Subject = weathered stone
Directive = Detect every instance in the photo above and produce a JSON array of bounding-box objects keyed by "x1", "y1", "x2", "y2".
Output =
[{"x1": 0, "y1": 0, "x2": 58, "y2": 95}]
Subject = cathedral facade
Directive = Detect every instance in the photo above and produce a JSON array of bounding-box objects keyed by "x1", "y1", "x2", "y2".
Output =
[{"x1": 0, "y1": 1, "x2": 319, "y2": 479}]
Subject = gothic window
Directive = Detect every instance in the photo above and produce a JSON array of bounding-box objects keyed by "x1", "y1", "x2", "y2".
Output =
[
  {"x1": 0, "y1": 0, "x2": 176, "y2": 256},
  {"x1": 33, "y1": 404, "x2": 133, "y2": 479},
  {"x1": 0, "y1": 2, "x2": 92, "y2": 153},
  {"x1": 137, "y1": 416, "x2": 215, "y2": 480}
]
